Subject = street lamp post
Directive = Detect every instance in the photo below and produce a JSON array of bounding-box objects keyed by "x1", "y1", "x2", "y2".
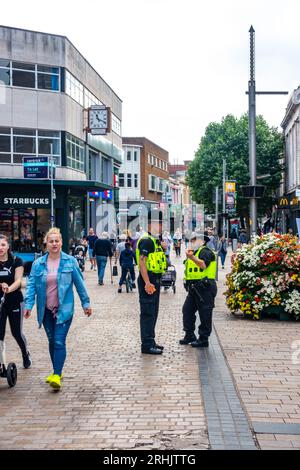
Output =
[
  {"x1": 50, "y1": 143, "x2": 55, "y2": 228},
  {"x1": 247, "y1": 26, "x2": 288, "y2": 238}
]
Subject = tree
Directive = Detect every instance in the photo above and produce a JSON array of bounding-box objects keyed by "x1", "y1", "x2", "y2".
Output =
[{"x1": 187, "y1": 114, "x2": 284, "y2": 229}]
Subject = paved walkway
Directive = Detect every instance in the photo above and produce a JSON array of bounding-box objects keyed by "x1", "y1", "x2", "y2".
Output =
[
  {"x1": 0, "y1": 254, "x2": 208, "y2": 450},
  {"x1": 1, "y1": 248, "x2": 299, "y2": 450},
  {"x1": 214, "y1": 250, "x2": 300, "y2": 450}
]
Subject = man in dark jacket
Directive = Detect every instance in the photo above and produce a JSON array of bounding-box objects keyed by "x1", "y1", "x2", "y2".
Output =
[
  {"x1": 93, "y1": 232, "x2": 113, "y2": 285},
  {"x1": 118, "y1": 243, "x2": 136, "y2": 293}
]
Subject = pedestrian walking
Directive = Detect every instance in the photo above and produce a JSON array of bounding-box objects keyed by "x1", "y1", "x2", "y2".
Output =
[
  {"x1": 162, "y1": 231, "x2": 172, "y2": 266},
  {"x1": 173, "y1": 229, "x2": 182, "y2": 256},
  {"x1": 217, "y1": 234, "x2": 228, "y2": 269},
  {"x1": 23, "y1": 227, "x2": 92, "y2": 390},
  {"x1": 87, "y1": 228, "x2": 98, "y2": 271},
  {"x1": 230, "y1": 228, "x2": 238, "y2": 252},
  {"x1": 0, "y1": 234, "x2": 32, "y2": 369},
  {"x1": 179, "y1": 231, "x2": 217, "y2": 348},
  {"x1": 118, "y1": 242, "x2": 136, "y2": 293},
  {"x1": 136, "y1": 215, "x2": 168, "y2": 355},
  {"x1": 93, "y1": 232, "x2": 113, "y2": 285}
]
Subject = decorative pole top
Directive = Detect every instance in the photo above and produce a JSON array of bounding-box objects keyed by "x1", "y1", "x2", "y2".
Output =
[{"x1": 249, "y1": 25, "x2": 255, "y2": 82}]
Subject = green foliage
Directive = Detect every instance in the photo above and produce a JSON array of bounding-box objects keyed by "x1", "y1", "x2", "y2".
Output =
[{"x1": 187, "y1": 114, "x2": 284, "y2": 219}]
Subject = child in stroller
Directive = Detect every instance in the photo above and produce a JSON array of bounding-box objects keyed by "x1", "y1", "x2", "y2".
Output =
[{"x1": 72, "y1": 243, "x2": 86, "y2": 272}]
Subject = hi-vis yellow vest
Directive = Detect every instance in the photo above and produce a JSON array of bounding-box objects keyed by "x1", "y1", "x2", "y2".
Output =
[
  {"x1": 184, "y1": 246, "x2": 217, "y2": 281},
  {"x1": 136, "y1": 236, "x2": 167, "y2": 274}
]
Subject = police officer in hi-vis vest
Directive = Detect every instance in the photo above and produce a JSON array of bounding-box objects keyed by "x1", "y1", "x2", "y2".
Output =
[
  {"x1": 136, "y1": 213, "x2": 167, "y2": 355},
  {"x1": 180, "y1": 231, "x2": 217, "y2": 348}
]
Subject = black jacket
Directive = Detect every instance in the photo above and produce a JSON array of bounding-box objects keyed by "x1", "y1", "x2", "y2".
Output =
[{"x1": 93, "y1": 239, "x2": 113, "y2": 257}]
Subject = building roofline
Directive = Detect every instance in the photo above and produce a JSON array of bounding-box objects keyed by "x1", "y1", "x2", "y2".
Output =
[
  {"x1": 122, "y1": 137, "x2": 169, "y2": 155},
  {"x1": 0, "y1": 24, "x2": 123, "y2": 103}
]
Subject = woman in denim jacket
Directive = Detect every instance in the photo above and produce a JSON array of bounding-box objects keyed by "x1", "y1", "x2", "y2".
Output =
[{"x1": 24, "y1": 227, "x2": 92, "y2": 390}]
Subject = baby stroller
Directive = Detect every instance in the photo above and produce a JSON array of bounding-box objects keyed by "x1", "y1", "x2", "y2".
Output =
[
  {"x1": 161, "y1": 265, "x2": 177, "y2": 294},
  {"x1": 0, "y1": 294, "x2": 17, "y2": 387},
  {"x1": 73, "y1": 244, "x2": 86, "y2": 272}
]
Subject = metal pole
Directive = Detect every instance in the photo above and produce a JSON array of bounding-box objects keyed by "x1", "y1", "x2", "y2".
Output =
[
  {"x1": 50, "y1": 143, "x2": 54, "y2": 228},
  {"x1": 215, "y1": 186, "x2": 219, "y2": 235},
  {"x1": 223, "y1": 158, "x2": 226, "y2": 237},
  {"x1": 249, "y1": 26, "x2": 257, "y2": 237}
]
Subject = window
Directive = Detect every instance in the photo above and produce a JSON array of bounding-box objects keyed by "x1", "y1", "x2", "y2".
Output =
[
  {"x1": 12, "y1": 62, "x2": 35, "y2": 88},
  {"x1": 119, "y1": 173, "x2": 124, "y2": 187},
  {"x1": 0, "y1": 59, "x2": 10, "y2": 86},
  {"x1": 65, "y1": 71, "x2": 84, "y2": 106},
  {"x1": 38, "y1": 130, "x2": 61, "y2": 165},
  {"x1": 134, "y1": 151, "x2": 137, "y2": 162},
  {"x1": 127, "y1": 173, "x2": 132, "y2": 187},
  {"x1": 0, "y1": 127, "x2": 61, "y2": 165},
  {"x1": 157, "y1": 178, "x2": 164, "y2": 193},
  {"x1": 148, "y1": 154, "x2": 151, "y2": 164},
  {"x1": 66, "y1": 133, "x2": 85, "y2": 172},
  {"x1": 149, "y1": 174, "x2": 156, "y2": 191},
  {"x1": 84, "y1": 88, "x2": 101, "y2": 108},
  {"x1": 112, "y1": 114, "x2": 121, "y2": 136},
  {"x1": 0, "y1": 59, "x2": 60, "y2": 91},
  {"x1": 127, "y1": 150, "x2": 131, "y2": 161},
  {"x1": 101, "y1": 156, "x2": 111, "y2": 184},
  {"x1": 134, "y1": 174, "x2": 138, "y2": 188}
]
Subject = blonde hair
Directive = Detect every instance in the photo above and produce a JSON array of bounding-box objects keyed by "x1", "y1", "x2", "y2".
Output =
[{"x1": 44, "y1": 227, "x2": 62, "y2": 243}]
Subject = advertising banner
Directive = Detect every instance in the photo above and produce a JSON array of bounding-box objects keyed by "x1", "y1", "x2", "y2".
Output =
[{"x1": 225, "y1": 181, "x2": 237, "y2": 214}]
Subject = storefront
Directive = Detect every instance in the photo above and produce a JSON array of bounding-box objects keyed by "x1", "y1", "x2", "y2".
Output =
[{"x1": 0, "y1": 179, "x2": 111, "y2": 254}]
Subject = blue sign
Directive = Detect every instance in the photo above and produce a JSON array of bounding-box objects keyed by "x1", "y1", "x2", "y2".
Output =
[
  {"x1": 88, "y1": 191, "x2": 101, "y2": 199},
  {"x1": 23, "y1": 157, "x2": 54, "y2": 179}
]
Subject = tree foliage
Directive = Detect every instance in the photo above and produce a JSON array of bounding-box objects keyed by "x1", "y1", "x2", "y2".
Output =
[{"x1": 187, "y1": 114, "x2": 284, "y2": 223}]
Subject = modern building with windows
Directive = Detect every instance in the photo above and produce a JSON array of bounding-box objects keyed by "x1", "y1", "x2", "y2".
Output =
[
  {"x1": 119, "y1": 137, "x2": 170, "y2": 228},
  {"x1": 0, "y1": 25, "x2": 122, "y2": 253}
]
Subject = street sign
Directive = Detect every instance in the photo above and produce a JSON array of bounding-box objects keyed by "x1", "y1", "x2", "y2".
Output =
[{"x1": 23, "y1": 156, "x2": 49, "y2": 179}]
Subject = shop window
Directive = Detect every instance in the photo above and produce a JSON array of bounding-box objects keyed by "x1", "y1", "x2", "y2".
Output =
[
  {"x1": 13, "y1": 154, "x2": 25, "y2": 163},
  {"x1": 66, "y1": 133, "x2": 85, "y2": 172},
  {"x1": 101, "y1": 157, "x2": 111, "y2": 184}
]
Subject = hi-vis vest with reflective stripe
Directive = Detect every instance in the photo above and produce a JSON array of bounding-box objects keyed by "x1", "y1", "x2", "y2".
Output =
[
  {"x1": 184, "y1": 246, "x2": 217, "y2": 281},
  {"x1": 136, "y1": 236, "x2": 167, "y2": 274}
]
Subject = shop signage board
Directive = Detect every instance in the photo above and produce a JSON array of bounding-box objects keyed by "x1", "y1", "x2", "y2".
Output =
[
  {"x1": 23, "y1": 156, "x2": 56, "y2": 179},
  {"x1": 0, "y1": 196, "x2": 50, "y2": 208}
]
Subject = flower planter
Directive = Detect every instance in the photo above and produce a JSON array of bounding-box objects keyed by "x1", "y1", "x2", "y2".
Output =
[{"x1": 261, "y1": 306, "x2": 291, "y2": 321}]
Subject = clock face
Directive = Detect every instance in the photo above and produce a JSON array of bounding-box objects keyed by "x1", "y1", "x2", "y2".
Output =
[{"x1": 89, "y1": 108, "x2": 108, "y2": 129}]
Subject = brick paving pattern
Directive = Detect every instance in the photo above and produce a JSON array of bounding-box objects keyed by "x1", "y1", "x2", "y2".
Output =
[
  {"x1": 0, "y1": 256, "x2": 208, "y2": 450},
  {"x1": 214, "y1": 249, "x2": 300, "y2": 450}
]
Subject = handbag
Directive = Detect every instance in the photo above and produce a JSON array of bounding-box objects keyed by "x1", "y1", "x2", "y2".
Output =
[{"x1": 112, "y1": 265, "x2": 118, "y2": 276}]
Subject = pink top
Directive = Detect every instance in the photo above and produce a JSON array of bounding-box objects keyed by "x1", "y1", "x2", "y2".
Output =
[{"x1": 46, "y1": 257, "x2": 60, "y2": 312}]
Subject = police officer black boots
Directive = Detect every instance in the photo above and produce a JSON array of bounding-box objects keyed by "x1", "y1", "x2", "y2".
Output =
[
  {"x1": 179, "y1": 333, "x2": 197, "y2": 345},
  {"x1": 190, "y1": 338, "x2": 209, "y2": 348}
]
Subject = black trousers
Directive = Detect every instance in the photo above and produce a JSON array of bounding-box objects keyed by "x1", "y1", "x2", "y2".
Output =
[
  {"x1": 0, "y1": 304, "x2": 28, "y2": 357},
  {"x1": 182, "y1": 281, "x2": 217, "y2": 341},
  {"x1": 138, "y1": 273, "x2": 161, "y2": 349}
]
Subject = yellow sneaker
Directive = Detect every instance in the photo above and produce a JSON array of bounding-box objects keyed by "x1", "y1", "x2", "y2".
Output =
[
  {"x1": 45, "y1": 373, "x2": 64, "y2": 384},
  {"x1": 49, "y1": 374, "x2": 61, "y2": 390}
]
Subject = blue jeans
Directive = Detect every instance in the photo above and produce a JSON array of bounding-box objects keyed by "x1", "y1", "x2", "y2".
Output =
[
  {"x1": 219, "y1": 251, "x2": 227, "y2": 267},
  {"x1": 96, "y1": 255, "x2": 108, "y2": 282},
  {"x1": 43, "y1": 308, "x2": 72, "y2": 376}
]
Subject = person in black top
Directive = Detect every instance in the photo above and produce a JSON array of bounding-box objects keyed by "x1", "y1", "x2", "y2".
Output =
[
  {"x1": 137, "y1": 216, "x2": 167, "y2": 355},
  {"x1": 87, "y1": 228, "x2": 98, "y2": 271},
  {"x1": 0, "y1": 234, "x2": 31, "y2": 368},
  {"x1": 179, "y1": 231, "x2": 217, "y2": 347},
  {"x1": 93, "y1": 232, "x2": 113, "y2": 285}
]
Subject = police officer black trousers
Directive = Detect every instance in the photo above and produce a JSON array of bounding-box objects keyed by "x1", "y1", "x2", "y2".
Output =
[
  {"x1": 182, "y1": 281, "x2": 217, "y2": 342},
  {"x1": 138, "y1": 273, "x2": 161, "y2": 350}
]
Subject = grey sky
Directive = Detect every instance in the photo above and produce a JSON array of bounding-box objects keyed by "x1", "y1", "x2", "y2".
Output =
[{"x1": 2, "y1": 0, "x2": 300, "y2": 163}]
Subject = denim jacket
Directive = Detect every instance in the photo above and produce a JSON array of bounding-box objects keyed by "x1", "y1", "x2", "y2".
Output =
[{"x1": 24, "y1": 251, "x2": 90, "y2": 327}]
